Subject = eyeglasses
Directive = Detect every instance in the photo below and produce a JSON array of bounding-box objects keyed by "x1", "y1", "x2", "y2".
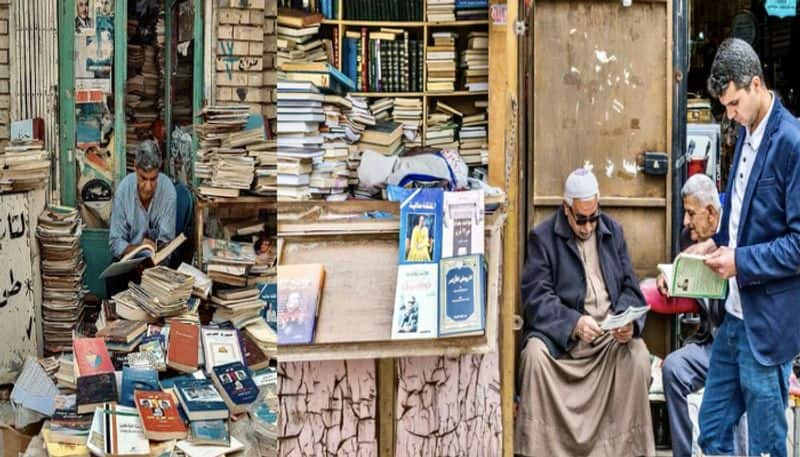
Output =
[{"x1": 567, "y1": 205, "x2": 600, "y2": 225}]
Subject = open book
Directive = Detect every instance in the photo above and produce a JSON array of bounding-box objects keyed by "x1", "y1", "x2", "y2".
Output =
[
  {"x1": 99, "y1": 233, "x2": 186, "y2": 279},
  {"x1": 657, "y1": 252, "x2": 727, "y2": 299},
  {"x1": 600, "y1": 305, "x2": 650, "y2": 331}
]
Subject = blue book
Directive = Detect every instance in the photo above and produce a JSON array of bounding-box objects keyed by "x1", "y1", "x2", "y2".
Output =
[
  {"x1": 343, "y1": 38, "x2": 359, "y2": 84},
  {"x1": 438, "y1": 255, "x2": 486, "y2": 336},
  {"x1": 258, "y1": 282, "x2": 277, "y2": 332},
  {"x1": 119, "y1": 367, "x2": 159, "y2": 407},
  {"x1": 399, "y1": 188, "x2": 444, "y2": 264},
  {"x1": 211, "y1": 362, "x2": 260, "y2": 414},
  {"x1": 188, "y1": 420, "x2": 229, "y2": 446},
  {"x1": 173, "y1": 379, "x2": 228, "y2": 421}
]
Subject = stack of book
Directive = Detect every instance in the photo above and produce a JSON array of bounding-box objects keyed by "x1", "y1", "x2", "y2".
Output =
[
  {"x1": 210, "y1": 288, "x2": 267, "y2": 329},
  {"x1": 462, "y1": 31, "x2": 489, "y2": 91},
  {"x1": 459, "y1": 109, "x2": 489, "y2": 167},
  {"x1": 392, "y1": 98, "x2": 424, "y2": 148},
  {"x1": 358, "y1": 121, "x2": 404, "y2": 157},
  {"x1": 426, "y1": 32, "x2": 458, "y2": 92},
  {"x1": 370, "y1": 98, "x2": 394, "y2": 122},
  {"x1": 126, "y1": 266, "x2": 195, "y2": 319},
  {"x1": 277, "y1": 9, "x2": 325, "y2": 69},
  {"x1": 277, "y1": 80, "x2": 325, "y2": 201},
  {"x1": 36, "y1": 207, "x2": 87, "y2": 354},
  {"x1": 426, "y1": 101, "x2": 460, "y2": 150},
  {"x1": 195, "y1": 105, "x2": 251, "y2": 198},
  {"x1": 251, "y1": 138, "x2": 277, "y2": 197},
  {"x1": 427, "y1": 0, "x2": 456, "y2": 22},
  {"x1": 0, "y1": 139, "x2": 50, "y2": 193},
  {"x1": 455, "y1": 0, "x2": 489, "y2": 20},
  {"x1": 203, "y1": 238, "x2": 257, "y2": 287}
]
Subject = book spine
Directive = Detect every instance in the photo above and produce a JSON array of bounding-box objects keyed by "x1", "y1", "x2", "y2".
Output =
[
  {"x1": 379, "y1": 40, "x2": 388, "y2": 92},
  {"x1": 361, "y1": 27, "x2": 368, "y2": 92},
  {"x1": 402, "y1": 32, "x2": 409, "y2": 92},
  {"x1": 332, "y1": 27, "x2": 339, "y2": 68}
]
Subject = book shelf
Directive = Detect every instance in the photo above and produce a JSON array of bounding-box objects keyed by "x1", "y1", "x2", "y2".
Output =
[
  {"x1": 277, "y1": 202, "x2": 506, "y2": 362},
  {"x1": 319, "y1": 0, "x2": 490, "y2": 150}
]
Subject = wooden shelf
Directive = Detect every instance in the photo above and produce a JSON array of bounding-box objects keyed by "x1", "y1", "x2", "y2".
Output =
[
  {"x1": 349, "y1": 91, "x2": 425, "y2": 97},
  {"x1": 346, "y1": 91, "x2": 487, "y2": 98},
  {"x1": 324, "y1": 19, "x2": 426, "y2": 27},
  {"x1": 427, "y1": 90, "x2": 489, "y2": 97},
  {"x1": 277, "y1": 210, "x2": 506, "y2": 362},
  {"x1": 427, "y1": 20, "x2": 490, "y2": 27}
]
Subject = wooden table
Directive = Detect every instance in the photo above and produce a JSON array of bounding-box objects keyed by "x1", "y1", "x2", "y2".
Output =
[{"x1": 193, "y1": 193, "x2": 275, "y2": 265}]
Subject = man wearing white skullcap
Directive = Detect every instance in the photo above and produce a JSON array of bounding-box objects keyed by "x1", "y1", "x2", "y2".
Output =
[{"x1": 515, "y1": 168, "x2": 654, "y2": 456}]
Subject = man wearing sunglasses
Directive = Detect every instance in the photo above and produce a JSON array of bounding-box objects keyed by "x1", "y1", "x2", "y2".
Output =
[{"x1": 515, "y1": 168, "x2": 654, "y2": 456}]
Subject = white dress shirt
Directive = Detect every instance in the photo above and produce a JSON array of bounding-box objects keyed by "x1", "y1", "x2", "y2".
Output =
[{"x1": 724, "y1": 92, "x2": 775, "y2": 318}]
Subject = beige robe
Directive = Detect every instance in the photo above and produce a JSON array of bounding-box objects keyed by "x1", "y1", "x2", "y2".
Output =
[{"x1": 515, "y1": 232, "x2": 655, "y2": 457}]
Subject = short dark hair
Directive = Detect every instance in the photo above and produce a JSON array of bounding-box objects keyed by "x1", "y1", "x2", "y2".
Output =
[{"x1": 707, "y1": 38, "x2": 764, "y2": 99}]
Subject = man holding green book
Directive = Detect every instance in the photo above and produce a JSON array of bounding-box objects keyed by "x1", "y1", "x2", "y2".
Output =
[{"x1": 691, "y1": 38, "x2": 800, "y2": 457}]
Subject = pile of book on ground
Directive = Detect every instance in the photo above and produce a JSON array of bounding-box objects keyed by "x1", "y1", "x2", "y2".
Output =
[
  {"x1": 203, "y1": 238, "x2": 258, "y2": 288},
  {"x1": 195, "y1": 105, "x2": 259, "y2": 198},
  {"x1": 0, "y1": 138, "x2": 50, "y2": 193},
  {"x1": 37, "y1": 207, "x2": 87, "y2": 354},
  {"x1": 6, "y1": 324, "x2": 277, "y2": 457}
]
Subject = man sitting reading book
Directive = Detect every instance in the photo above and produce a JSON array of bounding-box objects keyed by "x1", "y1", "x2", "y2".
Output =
[
  {"x1": 641, "y1": 173, "x2": 739, "y2": 457},
  {"x1": 107, "y1": 140, "x2": 176, "y2": 296},
  {"x1": 514, "y1": 169, "x2": 654, "y2": 456}
]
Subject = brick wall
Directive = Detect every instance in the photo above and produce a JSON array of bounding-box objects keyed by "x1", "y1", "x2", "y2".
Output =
[
  {"x1": 214, "y1": 0, "x2": 271, "y2": 119},
  {"x1": 263, "y1": 0, "x2": 276, "y2": 134},
  {"x1": 0, "y1": 0, "x2": 10, "y2": 147}
]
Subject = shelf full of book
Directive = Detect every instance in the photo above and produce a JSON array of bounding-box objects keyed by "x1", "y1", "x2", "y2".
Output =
[
  {"x1": 276, "y1": 203, "x2": 505, "y2": 362},
  {"x1": 277, "y1": 0, "x2": 491, "y2": 201}
]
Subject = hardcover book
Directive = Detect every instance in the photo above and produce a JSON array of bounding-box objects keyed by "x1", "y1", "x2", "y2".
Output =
[
  {"x1": 133, "y1": 390, "x2": 187, "y2": 441},
  {"x1": 73, "y1": 338, "x2": 115, "y2": 377},
  {"x1": 399, "y1": 188, "x2": 444, "y2": 264},
  {"x1": 391, "y1": 263, "x2": 439, "y2": 339},
  {"x1": 173, "y1": 379, "x2": 229, "y2": 421},
  {"x1": 166, "y1": 322, "x2": 199, "y2": 373},
  {"x1": 76, "y1": 372, "x2": 118, "y2": 415},
  {"x1": 277, "y1": 264, "x2": 326, "y2": 345},
  {"x1": 442, "y1": 190, "x2": 484, "y2": 258},
  {"x1": 119, "y1": 367, "x2": 160, "y2": 407},
  {"x1": 439, "y1": 255, "x2": 486, "y2": 336},
  {"x1": 211, "y1": 362, "x2": 260, "y2": 414}
]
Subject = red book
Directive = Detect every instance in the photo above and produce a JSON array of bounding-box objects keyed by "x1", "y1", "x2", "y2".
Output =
[
  {"x1": 134, "y1": 390, "x2": 187, "y2": 441},
  {"x1": 167, "y1": 322, "x2": 199, "y2": 373},
  {"x1": 361, "y1": 27, "x2": 368, "y2": 92},
  {"x1": 72, "y1": 338, "x2": 114, "y2": 378}
]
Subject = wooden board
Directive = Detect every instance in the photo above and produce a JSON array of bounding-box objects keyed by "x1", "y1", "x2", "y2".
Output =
[
  {"x1": 278, "y1": 212, "x2": 505, "y2": 362},
  {"x1": 531, "y1": 1, "x2": 669, "y2": 200},
  {"x1": 278, "y1": 359, "x2": 378, "y2": 457},
  {"x1": 395, "y1": 354, "x2": 502, "y2": 456}
]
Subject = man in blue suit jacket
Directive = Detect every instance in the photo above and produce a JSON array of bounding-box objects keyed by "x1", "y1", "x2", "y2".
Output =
[{"x1": 691, "y1": 38, "x2": 800, "y2": 457}]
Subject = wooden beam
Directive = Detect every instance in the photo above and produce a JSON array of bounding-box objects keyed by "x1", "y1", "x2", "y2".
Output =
[
  {"x1": 378, "y1": 359, "x2": 395, "y2": 457},
  {"x1": 114, "y1": 0, "x2": 127, "y2": 183},
  {"x1": 57, "y1": 0, "x2": 76, "y2": 206}
]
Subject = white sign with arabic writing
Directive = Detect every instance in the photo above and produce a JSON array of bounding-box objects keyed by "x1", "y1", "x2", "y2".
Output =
[{"x1": 0, "y1": 193, "x2": 36, "y2": 369}]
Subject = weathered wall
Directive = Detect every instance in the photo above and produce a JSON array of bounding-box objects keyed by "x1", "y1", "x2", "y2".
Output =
[
  {"x1": 278, "y1": 360, "x2": 378, "y2": 457},
  {"x1": 395, "y1": 354, "x2": 502, "y2": 457},
  {"x1": 0, "y1": 0, "x2": 10, "y2": 148}
]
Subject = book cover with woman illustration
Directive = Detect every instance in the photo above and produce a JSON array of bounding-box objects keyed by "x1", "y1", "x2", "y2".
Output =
[{"x1": 399, "y1": 188, "x2": 443, "y2": 264}]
